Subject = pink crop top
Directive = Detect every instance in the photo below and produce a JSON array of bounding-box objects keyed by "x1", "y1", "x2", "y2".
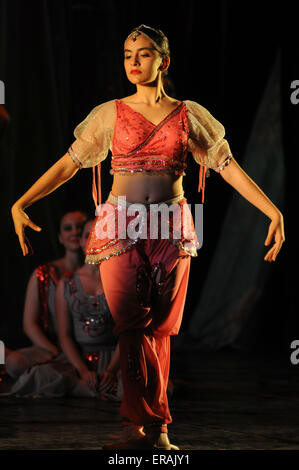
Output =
[
  {"x1": 68, "y1": 98, "x2": 232, "y2": 206},
  {"x1": 111, "y1": 99, "x2": 189, "y2": 177}
]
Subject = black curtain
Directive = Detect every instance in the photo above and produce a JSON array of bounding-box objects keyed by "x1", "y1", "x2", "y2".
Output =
[{"x1": 0, "y1": 0, "x2": 293, "y2": 353}]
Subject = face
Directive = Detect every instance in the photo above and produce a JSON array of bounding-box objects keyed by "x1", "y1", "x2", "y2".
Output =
[
  {"x1": 80, "y1": 220, "x2": 94, "y2": 251},
  {"x1": 59, "y1": 211, "x2": 87, "y2": 251},
  {"x1": 124, "y1": 34, "x2": 167, "y2": 85}
]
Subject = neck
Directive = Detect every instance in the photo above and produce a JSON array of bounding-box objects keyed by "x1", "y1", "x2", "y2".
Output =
[
  {"x1": 135, "y1": 73, "x2": 167, "y2": 104},
  {"x1": 63, "y1": 249, "x2": 84, "y2": 272}
]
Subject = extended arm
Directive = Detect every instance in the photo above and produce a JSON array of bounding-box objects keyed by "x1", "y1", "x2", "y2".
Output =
[
  {"x1": 11, "y1": 153, "x2": 79, "y2": 256},
  {"x1": 219, "y1": 157, "x2": 285, "y2": 261}
]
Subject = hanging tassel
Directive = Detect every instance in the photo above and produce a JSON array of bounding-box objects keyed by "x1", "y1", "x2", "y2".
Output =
[
  {"x1": 97, "y1": 163, "x2": 101, "y2": 207},
  {"x1": 92, "y1": 163, "x2": 101, "y2": 211},
  {"x1": 198, "y1": 165, "x2": 206, "y2": 203},
  {"x1": 198, "y1": 164, "x2": 203, "y2": 194},
  {"x1": 201, "y1": 166, "x2": 206, "y2": 203}
]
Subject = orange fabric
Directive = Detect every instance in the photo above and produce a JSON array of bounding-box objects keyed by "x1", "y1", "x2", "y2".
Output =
[
  {"x1": 92, "y1": 163, "x2": 102, "y2": 207},
  {"x1": 99, "y1": 236, "x2": 191, "y2": 425}
]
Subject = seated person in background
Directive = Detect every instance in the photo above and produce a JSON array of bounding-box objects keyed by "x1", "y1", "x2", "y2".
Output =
[
  {"x1": 55, "y1": 218, "x2": 122, "y2": 400},
  {"x1": 4, "y1": 210, "x2": 87, "y2": 379},
  {"x1": 1, "y1": 219, "x2": 122, "y2": 401}
]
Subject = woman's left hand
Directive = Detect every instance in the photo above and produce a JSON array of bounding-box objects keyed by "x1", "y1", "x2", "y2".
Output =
[
  {"x1": 264, "y1": 212, "x2": 285, "y2": 262},
  {"x1": 97, "y1": 369, "x2": 117, "y2": 394}
]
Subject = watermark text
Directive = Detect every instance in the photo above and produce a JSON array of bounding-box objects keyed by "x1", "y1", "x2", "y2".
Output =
[
  {"x1": 0, "y1": 340, "x2": 4, "y2": 365},
  {"x1": 0, "y1": 80, "x2": 4, "y2": 104},
  {"x1": 94, "y1": 197, "x2": 203, "y2": 249},
  {"x1": 290, "y1": 80, "x2": 299, "y2": 104}
]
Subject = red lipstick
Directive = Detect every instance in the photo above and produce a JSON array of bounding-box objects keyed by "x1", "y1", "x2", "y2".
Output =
[{"x1": 130, "y1": 70, "x2": 142, "y2": 74}]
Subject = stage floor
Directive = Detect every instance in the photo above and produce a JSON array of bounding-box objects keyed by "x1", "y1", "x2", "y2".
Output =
[{"x1": 1, "y1": 346, "x2": 299, "y2": 451}]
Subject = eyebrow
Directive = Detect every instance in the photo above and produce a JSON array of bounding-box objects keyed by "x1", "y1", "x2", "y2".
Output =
[{"x1": 124, "y1": 47, "x2": 154, "y2": 53}]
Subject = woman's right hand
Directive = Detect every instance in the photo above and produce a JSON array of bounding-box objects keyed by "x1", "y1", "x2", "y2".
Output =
[
  {"x1": 79, "y1": 369, "x2": 98, "y2": 390},
  {"x1": 47, "y1": 346, "x2": 61, "y2": 359},
  {"x1": 11, "y1": 203, "x2": 42, "y2": 256}
]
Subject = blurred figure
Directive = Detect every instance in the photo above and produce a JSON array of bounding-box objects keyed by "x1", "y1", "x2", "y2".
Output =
[
  {"x1": 1, "y1": 219, "x2": 122, "y2": 401},
  {"x1": 55, "y1": 218, "x2": 122, "y2": 400},
  {"x1": 5, "y1": 211, "x2": 87, "y2": 379}
]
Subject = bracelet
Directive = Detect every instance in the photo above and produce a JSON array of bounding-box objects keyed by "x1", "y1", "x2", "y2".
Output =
[
  {"x1": 217, "y1": 153, "x2": 233, "y2": 171},
  {"x1": 67, "y1": 145, "x2": 83, "y2": 168}
]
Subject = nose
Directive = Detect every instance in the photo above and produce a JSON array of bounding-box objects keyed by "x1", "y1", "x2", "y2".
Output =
[
  {"x1": 72, "y1": 226, "x2": 82, "y2": 235},
  {"x1": 131, "y1": 53, "x2": 140, "y2": 66}
]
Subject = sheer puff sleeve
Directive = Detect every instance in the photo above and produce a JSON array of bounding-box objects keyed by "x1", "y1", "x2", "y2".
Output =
[
  {"x1": 68, "y1": 99, "x2": 115, "y2": 169},
  {"x1": 184, "y1": 100, "x2": 233, "y2": 202},
  {"x1": 67, "y1": 99, "x2": 116, "y2": 207}
]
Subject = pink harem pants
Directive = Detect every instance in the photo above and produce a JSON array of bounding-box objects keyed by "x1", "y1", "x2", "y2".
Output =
[{"x1": 99, "y1": 231, "x2": 191, "y2": 428}]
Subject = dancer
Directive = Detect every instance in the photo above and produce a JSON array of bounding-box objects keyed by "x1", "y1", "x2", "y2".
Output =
[
  {"x1": 5, "y1": 210, "x2": 87, "y2": 379},
  {"x1": 11, "y1": 25, "x2": 285, "y2": 449}
]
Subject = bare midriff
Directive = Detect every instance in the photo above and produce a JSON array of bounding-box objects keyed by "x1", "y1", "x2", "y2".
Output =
[{"x1": 111, "y1": 172, "x2": 184, "y2": 204}]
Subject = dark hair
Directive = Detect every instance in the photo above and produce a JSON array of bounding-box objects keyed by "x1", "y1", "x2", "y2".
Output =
[{"x1": 126, "y1": 24, "x2": 170, "y2": 78}]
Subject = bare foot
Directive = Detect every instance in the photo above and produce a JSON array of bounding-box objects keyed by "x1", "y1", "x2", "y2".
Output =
[{"x1": 102, "y1": 432, "x2": 179, "y2": 450}]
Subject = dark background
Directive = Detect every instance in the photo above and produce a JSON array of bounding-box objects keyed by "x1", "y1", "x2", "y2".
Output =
[{"x1": 0, "y1": 0, "x2": 296, "y2": 353}]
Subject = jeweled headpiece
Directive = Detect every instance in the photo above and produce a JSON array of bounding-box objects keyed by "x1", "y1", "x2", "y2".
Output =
[{"x1": 126, "y1": 24, "x2": 168, "y2": 57}]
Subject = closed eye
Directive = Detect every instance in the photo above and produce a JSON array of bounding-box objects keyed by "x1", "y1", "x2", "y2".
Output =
[{"x1": 124, "y1": 54, "x2": 150, "y2": 59}]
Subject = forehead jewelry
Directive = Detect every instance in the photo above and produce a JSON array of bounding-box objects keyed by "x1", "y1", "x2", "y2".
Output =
[
  {"x1": 128, "y1": 25, "x2": 161, "y2": 54},
  {"x1": 131, "y1": 24, "x2": 147, "y2": 41},
  {"x1": 131, "y1": 29, "x2": 141, "y2": 41}
]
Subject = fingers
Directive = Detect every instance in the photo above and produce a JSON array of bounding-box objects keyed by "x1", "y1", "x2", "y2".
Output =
[
  {"x1": 264, "y1": 226, "x2": 275, "y2": 246},
  {"x1": 17, "y1": 231, "x2": 34, "y2": 256},
  {"x1": 27, "y1": 220, "x2": 42, "y2": 232},
  {"x1": 264, "y1": 239, "x2": 284, "y2": 262},
  {"x1": 17, "y1": 231, "x2": 28, "y2": 256},
  {"x1": 86, "y1": 380, "x2": 96, "y2": 390},
  {"x1": 88, "y1": 372, "x2": 98, "y2": 389},
  {"x1": 24, "y1": 235, "x2": 34, "y2": 255},
  {"x1": 98, "y1": 373, "x2": 116, "y2": 393},
  {"x1": 264, "y1": 245, "x2": 276, "y2": 262},
  {"x1": 264, "y1": 217, "x2": 285, "y2": 262},
  {"x1": 15, "y1": 215, "x2": 41, "y2": 256},
  {"x1": 99, "y1": 378, "x2": 113, "y2": 390},
  {"x1": 99, "y1": 380, "x2": 115, "y2": 393},
  {"x1": 272, "y1": 239, "x2": 284, "y2": 261}
]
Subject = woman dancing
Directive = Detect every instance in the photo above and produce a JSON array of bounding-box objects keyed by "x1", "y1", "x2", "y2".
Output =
[{"x1": 11, "y1": 25, "x2": 285, "y2": 449}]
